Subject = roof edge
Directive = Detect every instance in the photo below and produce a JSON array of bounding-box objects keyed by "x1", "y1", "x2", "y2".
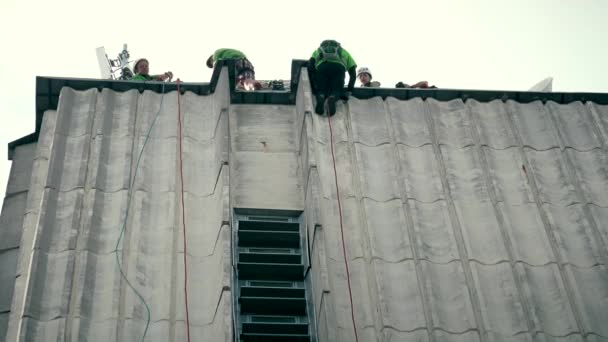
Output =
[{"x1": 7, "y1": 60, "x2": 608, "y2": 160}]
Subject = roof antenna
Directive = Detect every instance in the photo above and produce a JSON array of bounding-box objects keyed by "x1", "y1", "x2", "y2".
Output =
[{"x1": 96, "y1": 44, "x2": 134, "y2": 80}]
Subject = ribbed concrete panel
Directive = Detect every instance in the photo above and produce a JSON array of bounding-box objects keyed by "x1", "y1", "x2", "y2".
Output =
[
  {"x1": 374, "y1": 260, "x2": 425, "y2": 331},
  {"x1": 4, "y1": 71, "x2": 608, "y2": 341},
  {"x1": 441, "y1": 146, "x2": 490, "y2": 202},
  {"x1": 433, "y1": 331, "x2": 481, "y2": 342},
  {"x1": 312, "y1": 106, "x2": 348, "y2": 145},
  {"x1": 588, "y1": 205, "x2": 608, "y2": 248},
  {"x1": 587, "y1": 103, "x2": 608, "y2": 143},
  {"x1": 509, "y1": 100, "x2": 560, "y2": 150},
  {"x1": 46, "y1": 134, "x2": 91, "y2": 191},
  {"x1": 349, "y1": 97, "x2": 390, "y2": 146},
  {"x1": 0, "y1": 253, "x2": 17, "y2": 340},
  {"x1": 2, "y1": 71, "x2": 231, "y2": 341},
  {"x1": 470, "y1": 262, "x2": 529, "y2": 336},
  {"x1": 0, "y1": 192, "x2": 27, "y2": 252},
  {"x1": 86, "y1": 136, "x2": 132, "y2": 192},
  {"x1": 322, "y1": 197, "x2": 365, "y2": 260},
  {"x1": 565, "y1": 265, "x2": 608, "y2": 337},
  {"x1": 543, "y1": 204, "x2": 603, "y2": 267},
  {"x1": 355, "y1": 144, "x2": 399, "y2": 201},
  {"x1": 566, "y1": 149, "x2": 608, "y2": 207},
  {"x1": 497, "y1": 203, "x2": 555, "y2": 265},
  {"x1": 533, "y1": 335, "x2": 585, "y2": 342},
  {"x1": 306, "y1": 94, "x2": 608, "y2": 341},
  {"x1": 428, "y1": 99, "x2": 475, "y2": 148},
  {"x1": 5, "y1": 144, "x2": 36, "y2": 196},
  {"x1": 515, "y1": 264, "x2": 578, "y2": 336},
  {"x1": 35, "y1": 189, "x2": 83, "y2": 252},
  {"x1": 525, "y1": 149, "x2": 578, "y2": 206},
  {"x1": 421, "y1": 261, "x2": 476, "y2": 333},
  {"x1": 315, "y1": 140, "x2": 356, "y2": 200},
  {"x1": 363, "y1": 199, "x2": 412, "y2": 262},
  {"x1": 410, "y1": 200, "x2": 459, "y2": 263},
  {"x1": 397, "y1": 144, "x2": 444, "y2": 203},
  {"x1": 547, "y1": 101, "x2": 603, "y2": 151},
  {"x1": 79, "y1": 190, "x2": 128, "y2": 254},
  {"x1": 453, "y1": 201, "x2": 509, "y2": 264},
  {"x1": 483, "y1": 148, "x2": 534, "y2": 204},
  {"x1": 386, "y1": 97, "x2": 431, "y2": 147},
  {"x1": 468, "y1": 100, "x2": 517, "y2": 149},
  {"x1": 92, "y1": 88, "x2": 138, "y2": 137},
  {"x1": 54, "y1": 88, "x2": 96, "y2": 137}
]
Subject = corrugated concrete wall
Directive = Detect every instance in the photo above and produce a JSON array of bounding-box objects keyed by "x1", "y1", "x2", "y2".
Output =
[
  {"x1": 1, "y1": 68, "x2": 232, "y2": 341},
  {"x1": 298, "y1": 71, "x2": 608, "y2": 341},
  {"x1": 2, "y1": 66, "x2": 608, "y2": 342},
  {"x1": 0, "y1": 142, "x2": 37, "y2": 341}
]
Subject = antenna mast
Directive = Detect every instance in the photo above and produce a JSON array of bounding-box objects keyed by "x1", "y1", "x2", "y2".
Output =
[{"x1": 96, "y1": 44, "x2": 133, "y2": 80}]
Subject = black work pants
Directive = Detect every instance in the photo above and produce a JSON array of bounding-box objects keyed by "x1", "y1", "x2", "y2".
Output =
[
  {"x1": 235, "y1": 58, "x2": 255, "y2": 79},
  {"x1": 314, "y1": 62, "x2": 345, "y2": 98}
]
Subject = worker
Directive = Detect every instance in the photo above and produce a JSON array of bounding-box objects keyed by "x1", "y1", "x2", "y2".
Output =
[
  {"x1": 308, "y1": 40, "x2": 357, "y2": 116},
  {"x1": 357, "y1": 67, "x2": 381, "y2": 87},
  {"x1": 131, "y1": 58, "x2": 173, "y2": 81},
  {"x1": 395, "y1": 81, "x2": 436, "y2": 88},
  {"x1": 206, "y1": 48, "x2": 261, "y2": 90}
]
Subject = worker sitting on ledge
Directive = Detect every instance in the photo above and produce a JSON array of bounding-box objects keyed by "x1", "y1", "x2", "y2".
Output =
[{"x1": 131, "y1": 58, "x2": 173, "y2": 81}]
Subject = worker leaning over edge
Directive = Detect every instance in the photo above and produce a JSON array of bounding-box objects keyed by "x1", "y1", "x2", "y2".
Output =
[
  {"x1": 206, "y1": 48, "x2": 261, "y2": 90},
  {"x1": 308, "y1": 40, "x2": 357, "y2": 116},
  {"x1": 131, "y1": 58, "x2": 173, "y2": 81}
]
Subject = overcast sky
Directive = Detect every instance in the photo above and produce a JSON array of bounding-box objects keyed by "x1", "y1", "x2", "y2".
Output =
[{"x1": 1, "y1": 0, "x2": 607, "y2": 210}]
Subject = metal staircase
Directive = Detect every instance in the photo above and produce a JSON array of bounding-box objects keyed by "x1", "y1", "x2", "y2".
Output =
[{"x1": 235, "y1": 216, "x2": 313, "y2": 342}]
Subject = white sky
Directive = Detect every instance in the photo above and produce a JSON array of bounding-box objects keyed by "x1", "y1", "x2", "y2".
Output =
[{"x1": 1, "y1": 0, "x2": 607, "y2": 210}]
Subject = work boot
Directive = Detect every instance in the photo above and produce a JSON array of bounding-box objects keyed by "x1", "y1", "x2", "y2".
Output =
[
  {"x1": 315, "y1": 95, "x2": 326, "y2": 115},
  {"x1": 327, "y1": 96, "x2": 337, "y2": 116}
]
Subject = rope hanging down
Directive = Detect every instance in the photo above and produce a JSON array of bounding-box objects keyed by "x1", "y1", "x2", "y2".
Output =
[
  {"x1": 115, "y1": 82, "x2": 167, "y2": 342},
  {"x1": 327, "y1": 115, "x2": 359, "y2": 342},
  {"x1": 177, "y1": 80, "x2": 192, "y2": 342}
]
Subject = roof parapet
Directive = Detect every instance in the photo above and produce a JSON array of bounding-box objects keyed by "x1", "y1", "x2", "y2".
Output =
[{"x1": 7, "y1": 59, "x2": 608, "y2": 159}]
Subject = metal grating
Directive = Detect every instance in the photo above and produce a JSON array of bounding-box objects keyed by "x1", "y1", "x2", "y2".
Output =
[{"x1": 234, "y1": 214, "x2": 314, "y2": 342}]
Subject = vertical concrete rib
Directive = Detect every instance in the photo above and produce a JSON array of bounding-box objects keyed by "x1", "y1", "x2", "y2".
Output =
[
  {"x1": 64, "y1": 88, "x2": 100, "y2": 340},
  {"x1": 544, "y1": 102, "x2": 608, "y2": 264},
  {"x1": 422, "y1": 99, "x2": 487, "y2": 342},
  {"x1": 465, "y1": 100, "x2": 536, "y2": 336},
  {"x1": 586, "y1": 103, "x2": 608, "y2": 150},
  {"x1": 383, "y1": 99, "x2": 434, "y2": 342},
  {"x1": 169, "y1": 89, "x2": 181, "y2": 342},
  {"x1": 342, "y1": 103, "x2": 383, "y2": 340},
  {"x1": 115, "y1": 90, "x2": 143, "y2": 342},
  {"x1": 503, "y1": 100, "x2": 587, "y2": 336}
]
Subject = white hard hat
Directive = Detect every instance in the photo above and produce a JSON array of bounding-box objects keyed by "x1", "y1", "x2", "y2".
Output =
[{"x1": 357, "y1": 67, "x2": 372, "y2": 79}]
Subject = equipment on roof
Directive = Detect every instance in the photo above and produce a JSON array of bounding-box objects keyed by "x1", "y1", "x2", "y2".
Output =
[{"x1": 96, "y1": 44, "x2": 134, "y2": 80}]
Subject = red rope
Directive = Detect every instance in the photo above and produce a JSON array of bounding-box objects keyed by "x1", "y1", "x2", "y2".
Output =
[
  {"x1": 327, "y1": 115, "x2": 359, "y2": 342},
  {"x1": 177, "y1": 80, "x2": 192, "y2": 342}
]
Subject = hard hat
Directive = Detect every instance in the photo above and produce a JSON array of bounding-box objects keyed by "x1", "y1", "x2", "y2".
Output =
[
  {"x1": 357, "y1": 67, "x2": 372, "y2": 79},
  {"x1": 133, "y1": 58, "x2": 149, "y2": 73}
]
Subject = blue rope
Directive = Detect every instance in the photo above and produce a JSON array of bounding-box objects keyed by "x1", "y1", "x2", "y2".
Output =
[{"x1": 114, "y1": 82, "x2": 166, "y2": 342}]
